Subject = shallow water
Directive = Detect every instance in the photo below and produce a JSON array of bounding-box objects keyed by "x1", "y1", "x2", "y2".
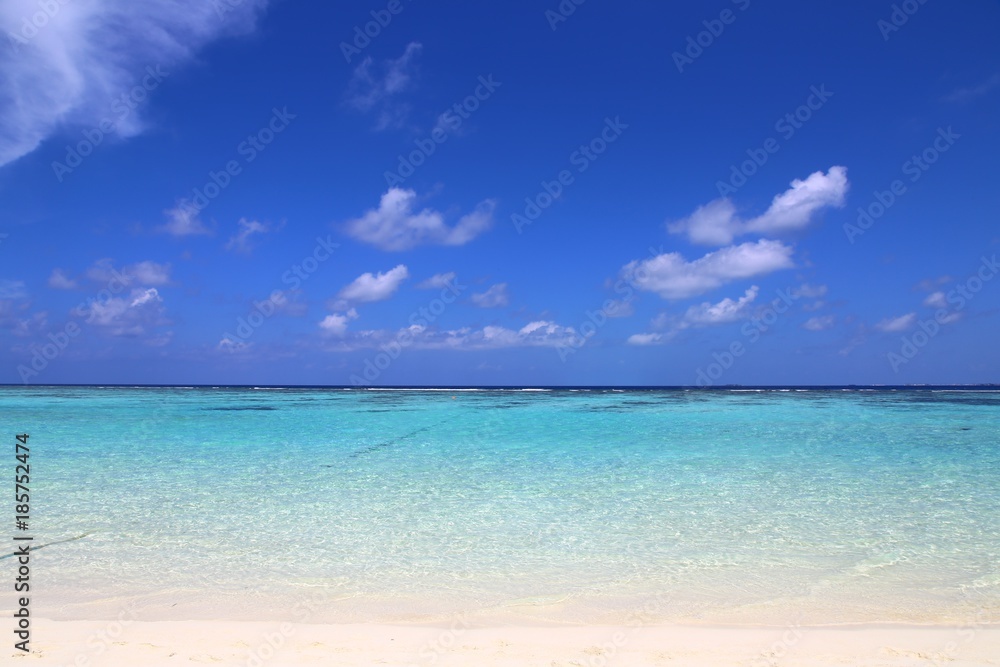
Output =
[{"x1": 5, "y1": 386, "x2": 999, "y2": 625}]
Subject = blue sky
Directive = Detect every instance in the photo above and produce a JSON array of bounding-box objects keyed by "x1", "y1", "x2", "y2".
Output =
[{"x1": 1, "y1": 0, "x2": 999, "y2": 386}]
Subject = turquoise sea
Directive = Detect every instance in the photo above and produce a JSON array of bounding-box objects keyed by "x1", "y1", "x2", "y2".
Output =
[{"x1": 4, "y1": 386, "x2": 999, "y2": 625}]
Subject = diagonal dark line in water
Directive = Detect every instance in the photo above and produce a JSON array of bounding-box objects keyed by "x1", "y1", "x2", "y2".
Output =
[
  {"x1": 1, "y1": 532, "x2": 94, "y2": 559},
  {"x1": 330, "y1": 418, "x2": 453, "y2": 463}
]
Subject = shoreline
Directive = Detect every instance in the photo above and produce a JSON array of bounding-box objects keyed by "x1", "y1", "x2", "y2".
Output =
[{"x1": 13, "y1": 619, "x2": 1000, "y2": 666}]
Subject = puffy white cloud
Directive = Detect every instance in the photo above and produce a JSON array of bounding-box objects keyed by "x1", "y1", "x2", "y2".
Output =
[
  {"x1": 0, "y1": 0, "x2": 269, "y2": 167},
  {"x1": 48, "y1": 269, "x2": 78, "y2": 290},
  {"x1": 417, "y1": 272, "x2": 457, "y2": 289},
  {"x1": 679, "y1": 286, "x2": 759, "y2": 328},
  {"x1": 344, "y1": 188, "x2": 494, "y2": 251},
  {"x1": 471, "y1": 283, "x2": 509, "y2": 308},
  {"x1": 620, "y1": 239, "x2": 794, "y2": 300},
  {"x1": 629, "y1": 287, "x2": 759, "y2": 344},
  {"x1": 225, "y1": 218, "x2": 271, "y2": 254},
  {"x1": 627, "y1": 333, "x2": 665, "y2": 346},
  {"x1": 319, "y1": 309, "x2": 359, "y2": 337},
  {"x1": 160, "y1": 202, "x2": 212, "y2": 237},
  {"x1": 803, "y1": 315, "x2": 835, "y2": 331},
  {"x1": 337, "y1": 265, "x2": 409, "y2": 304},
  {"x1": 875, "y1": 313, "x2": 916, "y2": 332},
  {"x1": 669, "y1": 167, "x2": 848, "y2": 245},
  {"x1": 343, "y1": 42, "x2": 421, "y2": 130}
]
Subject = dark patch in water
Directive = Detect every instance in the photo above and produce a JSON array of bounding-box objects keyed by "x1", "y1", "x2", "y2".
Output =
[{"x1": 321, "y1": 418, "x2": 453, "y2": 465}]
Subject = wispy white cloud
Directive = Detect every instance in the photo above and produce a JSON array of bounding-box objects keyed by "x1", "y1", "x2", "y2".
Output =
[
  {"x1": 267, "y1": 289, "x2": 307, "y2": 317},
  {"x1": 344, "y1": 188, "x2": 494, "y2": 251},
  {"x1": 945, "y1": 73, "x2": 1000, "y2": 104},
  {"x1": 340, "y1": 321, "x2": 581, "y2": 351},
  {"x1": 0, "y1": 0, "x2": 269, "y2": 167},
  {"x1": 0, "y1": 279, "x2": 27, "y2": 299},
  {"x1": 48, "y1": 269, "x2": 78, "y2": 290},
  {"x1": 160, "y1": 202, "x2": 212, "y2": 237},
  {"x1": 915, "y1": 276, "x2": 952, "y2": 291},
  {"x1": 85, "y1": 259, "x2": 170, "y2": 286},
  {"x1": 343, "y1": 41, "x2": 421, "y2": 130},
  {"x1": 417, "y1": 272, "x2": 457, "y2": 289},
  {"x1": 217, "y1": 335, "x2": 252, "y2": 354},
  {"x1": 875, "y1": 312, "x2": 916, "y2": 332},
  {"x1": 923, "y1": 291, "x2": 948, "y2": 309},
  {"x1": 72, "y1": 287, "x2": 168, "y2": 337},
  {"x1": 803, "y1": 314, "x2": 835, "y2": 331},
  {"x1": 127, "y1": 260, "x2": 171, "y2": 286},
  {"x1": 225, "y1": 218, "x2": 271, "y2": 254},
  {"x1": 792, "y1": 283, "x2": 827, "y2": 299},
  {"x1": 471, "y1": 283, "x2": 509, "y2": 308},
  {"x1": 668, "y1": 167, "x2": 848, "y2": 245},
  {"x1": 603, "y1": 298, "x2": 634, "y2": 318},
  {"x1": 620, "y1": 239, "x2": 794, "y2": 300}
]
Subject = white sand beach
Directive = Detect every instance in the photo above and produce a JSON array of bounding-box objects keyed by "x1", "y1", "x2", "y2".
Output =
[{"x1": 11, "y1": 619, "x2": 1000, "y2": 666}]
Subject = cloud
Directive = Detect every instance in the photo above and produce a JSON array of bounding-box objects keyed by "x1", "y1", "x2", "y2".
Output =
[
  {"x1": 337, "y1": 265, "x2": 409, "y2": 304},
  {"x1": 471, "y1": 283, "x2": 509, "y2": 308},
  {"x1": 679, "y1": 286, "x2": 759, "y2": 328},
  {"x1": 915, "y1": 276, "x2": 952, "y2": 291},
  {"x1": 668, "y1": 167, "x2": 848, "y2": 245},
  {"x1": 627, "y1": 333, "x2": 665, "y2": 346},
  {"x1": 217, "y1": 335, "x2": 251, "y2": 354},
  {"x1": 85, "y1": 259, "x2": 170, "y2": 286},
  {"x1": 344, "y1": 188, "x2": 495, "y2": 251},
  {"x1": 267, "y1": 289, "x2": 307, "y2": 317},
  {"x1": 127, "y1": 261, "x2": 171, "y2": 286},
  {"x1": 0, "y1": 0, "x2": 269, "y2": 168},
  {"x1": 803, "y1": 315, "x2": 835, "y2": 331},
  {"x1": 875, "y1": 313, "x2": 916, "y2": 332},
  {"x1": 72, "y1": 287, "x2": 167, "y2": 337},
  {"x1": 629, "y1": 287, "x2": 759, "y2": 344},
  {"x1": 0, "y1": 279, "x2": 27, "y2": 299},
  {"x1": 620, "y1": 239, "x2": 794, "y2": 300},
  {"x1": 343, "y1": 41, "x2": 421, "y2": 130},
  {"x1": 792, "y1": 283, "x2": 827, "y2": 299},
  {"x1": 923, "y1": 291, "x2": 948, "y2": 309},
  {"x1": 603, "y1": 298, "x2": 635, "y2": 318},
  {"x1": 321, "y1": 320, "x2": 582, "y2": 352},
  {"x1": 48, "y1": 269, "x2": 78, "y2": 290},
  {"x1": 225, "y1": 218, "x2": 271, "y2": 254},
  {"x1": 11, "y1": 312, "x2": 48, "y2": 338},
  {"x1": 417, "y1": 272, "x2": 457, "y2": 289},
  {"x1": 160, "y1": 202, "x2": 212, "y2": 237},
  {"x1": 945, "y1": 73, "x2": 1000, "y2": 104},
  {"x1": 319, "y1": 308, "x2": 359, "y2": 337}
]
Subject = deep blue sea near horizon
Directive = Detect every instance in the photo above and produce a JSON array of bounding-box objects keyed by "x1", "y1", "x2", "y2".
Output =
[{"x1": 3, "y1": 386, "x2": 998, "y2": 625}]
